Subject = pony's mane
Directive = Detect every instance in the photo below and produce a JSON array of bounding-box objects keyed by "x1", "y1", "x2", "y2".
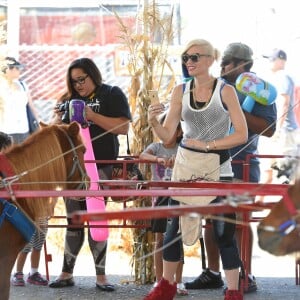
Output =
[{"x1": 5, "y1": 125, "x2": 68, "y2": 219}]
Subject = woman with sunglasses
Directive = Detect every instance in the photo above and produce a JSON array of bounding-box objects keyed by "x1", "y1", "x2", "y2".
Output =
[
  {"x1": 144, "y1": 39, "x2": 248, "y2": 300},
  {"x1": 49, "y1": 57, "x2": 132, "y2": 291}
]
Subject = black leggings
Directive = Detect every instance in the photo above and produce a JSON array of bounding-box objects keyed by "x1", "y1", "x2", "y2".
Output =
[
  {"x1": 62, "y1": 198, "x2": 107, "y2": 275},
  {"x1": 163, "y1": 197, "x2": 241, "y2": 270},
  {"x1": 62, "y1": 166, "x2": 112, "y2": 276}
]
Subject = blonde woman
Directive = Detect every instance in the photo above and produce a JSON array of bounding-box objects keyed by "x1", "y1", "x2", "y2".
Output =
[{"x1": 144, "y1": 39, "x2": 247, "y2": 300}]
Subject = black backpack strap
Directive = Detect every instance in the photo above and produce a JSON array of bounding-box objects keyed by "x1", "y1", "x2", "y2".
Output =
[
  {"x1": 19, "y1": 80, "x2": 26, "y2": 91},
  {"x1": 126, "y1": 134, "x2": 131, "y2": 155}
]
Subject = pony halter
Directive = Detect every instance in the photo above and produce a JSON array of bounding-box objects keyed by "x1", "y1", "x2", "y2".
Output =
[
  {"x1": 62, "y1": 131, "x2": 88, "y2": 190},
  {"x1": 258, "y1": 189, "x2": 300, "y2": 236}
]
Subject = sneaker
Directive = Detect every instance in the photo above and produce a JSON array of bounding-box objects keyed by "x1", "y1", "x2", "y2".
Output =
[
  {"x1": 144, "y1": 277, "x2": 176, "y2": 300},
  {"x1": 243, "y1": 274, "x2": 257, "y2": 293},
  {"x1": 224, "y1": 289, "x2": 243, "y2": 300},
  {"x1": 177, "y1": 282, "x2": 188, "y2": 296},
  {"x1": 11, "y1": 272, "x2": 25, "y2": 287},
  {"x1": 27, "y1": 272, "x2": 48, "y2": 286},
  {"x1": 223, "y1": 274, "x2": 257, "y2": 294},
  {"x1": 184, "y1": 269, "x2": 224, "y2": 289}
]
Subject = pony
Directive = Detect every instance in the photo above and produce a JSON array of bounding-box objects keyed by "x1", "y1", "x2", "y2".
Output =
[
  {"x1": 0, "y1": 122, "x2": 89, "y2": 300},
  {"x1": 257, "y1": 178, "x2": 300, "y2": 256}
]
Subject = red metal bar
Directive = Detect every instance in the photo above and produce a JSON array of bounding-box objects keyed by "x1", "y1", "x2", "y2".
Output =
[
  {"x1": 0, "y1": 182, "x2": 288, "y2": 198},
  {"x1": 43, "y1": 240, "x2": 52, "y2": 281},
  {"x1": 296, "y1": 258, "x2": 300, "y2": 285},
  {"x1": 71, "y1": 202, "x2": 272, "y2": 223},
  {"x1": 1, "y1": 156, "x2": 289, "y2": 284},
  {"x1": 239, "y1": 211, "x2": 250, "y2": 292},
  {"x1": 244, "y1": 154, "x2": 286, "y2": 182}
]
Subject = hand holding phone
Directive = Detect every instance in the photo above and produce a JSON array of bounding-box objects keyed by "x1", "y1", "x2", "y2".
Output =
[{"x1": 148, "y1": 90, "x2": 160, "y2": 105}]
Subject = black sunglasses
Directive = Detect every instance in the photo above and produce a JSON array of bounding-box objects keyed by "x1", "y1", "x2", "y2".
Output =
[
  {"x1": 71, "y1": 74, "x2": 89, "y2": 86},
  {"x1": 181, "y1": 53, "x2": 210, "y2": 63},
  {"x1": 8, "y1": 65, "x2": 22, "y2": 70}
]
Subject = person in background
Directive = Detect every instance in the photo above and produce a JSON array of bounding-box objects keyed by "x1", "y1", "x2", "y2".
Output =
[
  {"x1": 0, "y1": 131, "x2": 12, "y2": 150},
  {"x1": 0, "y1": 57, "x2": 47, "y2": 287},
  {"x1": 140, "y1": 114, "x2": 187, "y2": 296},
  {"x1": 0, "y1": 57, "x2": 39, "y2": 144},
  {"x1": 184, "y1": 43, "x2": 277, "y2": 294},
  {"x1": 144, "y1": 39, "x2": 248, "y2": 300},
  {"x1": 0, "y1": 132, "x2": 48, "y2": 287},
  {"x1": 11, "y1": 219, "x2": 49, "y2": 286},
  {"x1": 260, "y1": 49, "x2": 299, "y2": 184},
  {"x1": 49, "y1": 57, "x2": 131, "y2": 291}
]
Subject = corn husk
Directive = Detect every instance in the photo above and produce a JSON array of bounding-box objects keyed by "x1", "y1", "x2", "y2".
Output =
[{"x1": 115, "y1": 1, "x2": 176, "y2": 284}]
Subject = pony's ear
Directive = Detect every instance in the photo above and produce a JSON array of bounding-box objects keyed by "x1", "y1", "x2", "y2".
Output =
[
  {"x1": 40, "y1": 122, "x2": 48, "y2": 128},
  {"x1": 68, "y1": 121, "x2": 80, "y2": 136}
]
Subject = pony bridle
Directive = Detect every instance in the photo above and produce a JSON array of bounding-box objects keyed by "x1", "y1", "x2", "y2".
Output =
[
  {"x1": 258, "y1": 189, "x2": 300, "y2": 236},
  {"x1": 62, "y1": 131, "x2": 88, "y2": 190}
]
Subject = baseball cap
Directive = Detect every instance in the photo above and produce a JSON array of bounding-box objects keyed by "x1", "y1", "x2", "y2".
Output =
[
  {"x1": 262, "y1": 49, "x2": 287, "y2": 61},
  {"x1": 222, "y1": 43, "x2": 253, "y2": 61},
  {"x1": 5, "y1": 56, "x2": 24, "y2": 68}
]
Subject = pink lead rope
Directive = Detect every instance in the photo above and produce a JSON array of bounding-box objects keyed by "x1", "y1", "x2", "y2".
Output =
[{"x1": 80, "y1": 127, "x2": 109, "y2": 241}]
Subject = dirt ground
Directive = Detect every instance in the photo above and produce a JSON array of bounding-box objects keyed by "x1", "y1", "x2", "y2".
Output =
[
  {"x1": 9, "y1": 220, "x2": 300, "y2": 300},
  {"x1": 7, "y1": 201, "x2": 300, "y2": 300},
  {"x1": 9, "y1": 275, "x2": 300, "y2": 300}
]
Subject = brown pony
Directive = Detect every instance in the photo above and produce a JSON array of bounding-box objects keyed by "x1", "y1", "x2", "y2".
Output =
[
  {"x1": 0, "y1": 122, "x2": 88, "y2": 300},
  {"x1": 257, "y1": 178, "x2": 300, "y2": 256}
]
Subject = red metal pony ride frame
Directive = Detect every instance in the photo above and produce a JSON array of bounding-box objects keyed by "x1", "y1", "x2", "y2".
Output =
[{"x1": 0, "y1": 154, "x2": 291, "y2": 290}]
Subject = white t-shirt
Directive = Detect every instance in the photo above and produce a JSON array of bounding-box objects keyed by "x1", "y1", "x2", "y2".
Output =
[{"x1": 0, "y1": 79, "x2": 29, "y2": 134}]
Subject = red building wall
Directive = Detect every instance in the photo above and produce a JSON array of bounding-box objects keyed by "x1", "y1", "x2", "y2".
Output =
[{"x1": 20, "y1": 15, "x2": 135, "y2": 45}]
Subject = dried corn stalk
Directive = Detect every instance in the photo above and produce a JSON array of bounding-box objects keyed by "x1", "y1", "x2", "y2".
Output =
[{"x1": 115, "y1": 1, "x2": 177, "y2": 284}]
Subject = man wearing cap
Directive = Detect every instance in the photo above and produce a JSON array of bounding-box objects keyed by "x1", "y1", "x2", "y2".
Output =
[
  {"x1": 0, "y1": 57, "x2": 46, "y2": 286},
  {"x1": 261, "y1": 49, "x2": 299, "y2": 183},
  {"x1": 185, "y1": 43, "x2": 277, "y2": 293},
  {"x1": 0, "y1": 56, "x2": 39, "y2": 144},
  {"x1": 4, "y1": 56, "x2": 24, "y2": 69}
]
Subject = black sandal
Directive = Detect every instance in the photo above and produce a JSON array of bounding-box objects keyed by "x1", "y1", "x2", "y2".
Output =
[
  {"x1": 96, "y1": 282, "x2": 115, "y2": 292},
  {"x1": 49, "y1": 277, "x2": 74, "y2": 288}
]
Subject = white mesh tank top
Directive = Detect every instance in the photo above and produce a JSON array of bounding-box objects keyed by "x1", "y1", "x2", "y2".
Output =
[{"x1": 181, "y1": 78, "x2": 233, "y2": 176}]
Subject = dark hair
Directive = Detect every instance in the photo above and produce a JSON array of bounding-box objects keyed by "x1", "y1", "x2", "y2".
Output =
[
  {"x1": 159, "y1": 113, "x2": 182, "y2": 143},
  {"x1": 0, "y1": 132, "x2": 12, "y2": 150},
  {"x1": 231, "y1": 58, "x2": 253, "y2": 72},
  {"x1": 66, "y1": 58, "x2": 102, "y2": 98},
  {"x1": 2, "y1": 57, "x2": 23, "y2": 73}
]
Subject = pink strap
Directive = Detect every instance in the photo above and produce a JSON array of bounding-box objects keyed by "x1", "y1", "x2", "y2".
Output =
[{"x1": 80, "y1": 127, "x2": 109, "y2": 241}]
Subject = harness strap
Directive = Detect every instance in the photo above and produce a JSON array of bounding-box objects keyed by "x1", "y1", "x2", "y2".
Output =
[
  {"x1": 0, "y1": 198, "x2": 10, "y2": 227},
  {"x1": 0, "y1": 153, "x2": 18, "y2": 191},
  {"x1": 0, "y1": 154, "x2": 15, "y2": 179},
  {"x1": 283, "y1": 189, "x2": 298, "y2": 216},
  {"x1": 61, "y1": 130, "x2": 88, "y2": 190},
  {"x1": 0, "y1": 198, "x2": 36, "y2": 242},
  {"x1": 257, "y1": 188, "x2": 298, "y2": 236}
]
